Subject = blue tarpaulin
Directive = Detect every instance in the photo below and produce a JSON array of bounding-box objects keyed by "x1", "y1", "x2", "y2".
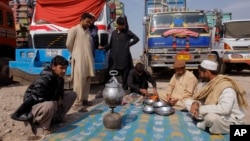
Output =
[{"x1": 45, "y1": 103, "x2": 229, "y2": 141}]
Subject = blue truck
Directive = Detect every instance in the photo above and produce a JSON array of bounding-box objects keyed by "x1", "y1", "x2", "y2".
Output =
[{"x1": 142, "y1": 0, "x2": 216, "y2": 74}]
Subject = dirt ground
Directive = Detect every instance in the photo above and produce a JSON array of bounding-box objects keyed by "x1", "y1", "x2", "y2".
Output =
[{"x1": 0, "y1": 72, "x2": 250, "y2": 141}]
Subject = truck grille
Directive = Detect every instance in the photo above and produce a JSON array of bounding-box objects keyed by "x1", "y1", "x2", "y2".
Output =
[{"x1": 33, "y1": 34, "x2": 67, "y2": 49}]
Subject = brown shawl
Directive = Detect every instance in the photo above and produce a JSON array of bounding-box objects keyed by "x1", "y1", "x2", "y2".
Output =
[{"x1": 194, "y1": 75, "x2": 248, "y2": 108}]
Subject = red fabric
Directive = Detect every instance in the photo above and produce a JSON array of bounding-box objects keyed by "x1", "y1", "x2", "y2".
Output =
[
  {"x1": 163, "y1": 29, "x2": 199, "y2": 37},
  {"x1": 2, "y1": 0, "x2": 9, "y2": 5},
  {"x1": 35, "y1": 0, "x2": 106, "y2": 28}
]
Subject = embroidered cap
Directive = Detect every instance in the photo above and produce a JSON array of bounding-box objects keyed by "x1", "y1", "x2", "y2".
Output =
[
  {"x1": 173, "y1": 60, "x2": 186, "y2": 68},
  {"x1": 200, "y1": 60, "x2": 218, "y2": 71}
]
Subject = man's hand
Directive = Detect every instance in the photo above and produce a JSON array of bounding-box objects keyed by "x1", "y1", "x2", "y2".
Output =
[
  {"x1": 98, "y1": 46, "x2": 104, "y2": 50},
  {"x1": 166, "y1": 94, "x2": 171, "y2": 102},
  {"x1": 153, "y1": 89, "x2": 158, "y2": 96},
  {"x1": 190, "y1": 102, "x2": 199, "y2": 118},
  {"x1": 57, "y1": 96, "x2": 63, "y2": 106},
  {"x1": 168, "y1": 97, "x2": 179, "y2": 106},
  {"x1": 139, "y1": 89, "x2": 149, "y2": 97}
]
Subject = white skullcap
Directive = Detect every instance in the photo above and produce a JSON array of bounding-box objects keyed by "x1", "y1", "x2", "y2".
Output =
[{"x1": 200, "y1": 60, "x2": 218, "y2": 71}]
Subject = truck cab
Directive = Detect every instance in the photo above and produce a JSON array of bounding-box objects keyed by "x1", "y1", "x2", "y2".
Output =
[{"x1": 211, "y1": 20, "x2": 250, "y2": 73}]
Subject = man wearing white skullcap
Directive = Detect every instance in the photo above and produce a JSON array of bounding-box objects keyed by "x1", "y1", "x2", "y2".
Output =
[
  {"x1": 185, "y1": 59, "x2": 248, "y2": 134},
  {"x1": 159, "y1": 60, "x2": 198, "y2": 110}
]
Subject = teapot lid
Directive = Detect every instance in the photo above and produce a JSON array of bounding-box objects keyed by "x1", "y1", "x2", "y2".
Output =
[
  {"x1": 105, "y1": 70, "x2": 120, "y2": 88},
  {"x1": 105, "y1": 77, "x2": 120, "y2": 88}
]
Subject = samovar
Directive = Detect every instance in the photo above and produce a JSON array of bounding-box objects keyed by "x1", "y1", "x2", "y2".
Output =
[{"x1": 102, "y1": 70, "x2": 124, "y2": 130}]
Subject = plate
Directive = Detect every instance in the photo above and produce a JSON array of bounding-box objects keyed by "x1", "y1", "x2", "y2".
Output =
[
  {"x1": 143, "y1": 99, "x2": 156, "y2": 106},
  {"x1": 154, "y1": 106, "x2": 175, "y2": 116},
  {"x1": 142, "y1": 105, "x2": 154, "y2": 114},
  {"x1": 152, "y1": 101, "x2": 168, "y2": 108}
]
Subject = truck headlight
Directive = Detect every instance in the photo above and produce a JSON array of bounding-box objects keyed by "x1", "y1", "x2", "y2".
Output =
[
  {"x1": 151, "y1": 55, "x2": 159, "y2": 61},
  {"x1": 20, "y1": 52, "x2": 25, "y2": 58}
]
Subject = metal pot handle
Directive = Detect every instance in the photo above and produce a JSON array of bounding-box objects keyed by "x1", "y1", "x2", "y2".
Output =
[{"x1": 109, "y1": 70, "x2": 118, "y2": 76}]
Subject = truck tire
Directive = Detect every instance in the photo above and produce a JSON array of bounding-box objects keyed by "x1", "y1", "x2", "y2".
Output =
[
  {"x1": 193, "y1": 69, "x2": 199, "y2": 79},
  {"x1": 220, "y1": 62, "x2": 226, "y2": 74},
  {"x1": 214, "y1": 53, "x2": 227, "y2": 74},
  {"x1": 0, "y1": 57, "x2": 13, "y2": 86},
  {"x1": 146, "y1": 66, "x2": 153, "y2": 75}
]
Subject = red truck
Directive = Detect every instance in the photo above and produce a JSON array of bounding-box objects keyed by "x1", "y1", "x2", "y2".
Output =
[{"x1": 0, "y1": 0, "x2": 16, "y2": 86}]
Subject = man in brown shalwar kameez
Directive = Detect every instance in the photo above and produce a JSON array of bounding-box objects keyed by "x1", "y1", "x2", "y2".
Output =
[
  {"x1": 159, "y1": 60, "x2": 198, "y2": 110},
  {"x1": 66, "y1": 13, "x2": 95, "y2": 111}
]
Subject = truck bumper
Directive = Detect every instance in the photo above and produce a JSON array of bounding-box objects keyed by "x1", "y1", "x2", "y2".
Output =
[
  {"x1": 223, "y1": 52, "x2": 250, "y2": 64},
  {"x1": 148, "y1": 53, "x2": 216, "y2": 69}
]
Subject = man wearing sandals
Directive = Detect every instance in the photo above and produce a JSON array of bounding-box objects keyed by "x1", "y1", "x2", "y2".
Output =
[{"x1": 66, "y1": 13, "x2": 95, "y2": 111}]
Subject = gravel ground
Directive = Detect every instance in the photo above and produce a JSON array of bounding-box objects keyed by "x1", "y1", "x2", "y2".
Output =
[{"x1": 0, "y1": 72, "x2": 250, "y2": 141}]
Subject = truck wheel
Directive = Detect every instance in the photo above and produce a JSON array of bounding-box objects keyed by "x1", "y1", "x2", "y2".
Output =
[
  {"x1": 220, "y1": 62, "x2": 226, "y2": 74},
  {"x1": 193, "y1": 69, "x2": 199, "y2": 79},
  {"x1": 146, "y1": 66, "x2": 153, "y2": 75},
  {"x1": 0, "y1": 57, "x2": 13, "y2": 86},
  {"x1": 220, "y1": 63, "x2": 231, "y2": 74}
]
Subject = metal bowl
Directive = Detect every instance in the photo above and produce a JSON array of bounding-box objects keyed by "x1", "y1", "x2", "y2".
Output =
[
  {"x1": 152, "y1": 101, "x2": 168, "y2": 108},
  {"x1": 143, "y1": 99, "x2": 156, "y2": 106},
  {"x1": 142, "y1": 105, "x2": 154, "y2": 114},
  {"x1": 154, "y1": 106, "x2": 175, "y2": 116}
]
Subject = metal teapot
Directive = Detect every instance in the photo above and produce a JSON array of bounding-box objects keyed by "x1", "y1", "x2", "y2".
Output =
[{"x1": 102, "y1": 70, "x2": 124, "y2": 108}]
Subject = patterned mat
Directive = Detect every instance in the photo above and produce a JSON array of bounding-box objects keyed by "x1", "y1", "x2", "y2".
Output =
[{"x1": 45, "y1": 103, "x2": 229, "y2": 141}]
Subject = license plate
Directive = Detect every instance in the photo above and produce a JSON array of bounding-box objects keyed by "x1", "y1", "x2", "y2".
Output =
[{"x1": 176, "y1": 54, "x2": 191, "y2": 61}]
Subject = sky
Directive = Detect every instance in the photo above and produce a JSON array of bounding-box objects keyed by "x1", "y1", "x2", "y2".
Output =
[{"x1": 119, "y1": 0, "x2": 250, "y2": 59}]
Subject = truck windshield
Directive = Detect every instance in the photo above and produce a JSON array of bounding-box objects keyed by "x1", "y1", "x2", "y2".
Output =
[
  {"x1": 224, "y1": 21, "x2": 250, "y2": 38},
  {"x1": 150, "y1": 12, "x2": 209, "y2": 35}
]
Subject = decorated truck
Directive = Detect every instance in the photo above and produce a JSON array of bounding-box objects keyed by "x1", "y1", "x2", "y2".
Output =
[
  {"x1": 142, "y1": 0, "x2": 215, "y2": 74},
  {"x1": 9, "y1": 0, "x2": 118, "y2": 87},
  {"x1": 207, "y1": 10, "x2": 250, "y2": 73},
  {"x1": 0, "y1": 0, "x2": 16, "y2": 86}
]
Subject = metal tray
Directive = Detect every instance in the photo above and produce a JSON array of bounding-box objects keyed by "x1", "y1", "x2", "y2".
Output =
[
  {"x1": 143, "y1": 99, "x2": 156, "y2": 106},
  {"x1": 154, "y1": 106, "x2": 175, "y2": 116},
  {"x1": 152, "y1": 101, "x2": 168, "y2": 108},
  {"x1": 142, "y1": 105, "x2": 154, "y2": 114}
]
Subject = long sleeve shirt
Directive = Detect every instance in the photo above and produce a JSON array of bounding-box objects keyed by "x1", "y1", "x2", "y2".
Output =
[
  {"x1": 127, "y1": 69, "x2": 156, "y2": 93},
  {"x1": 166, "y1": 70, "x2": 198, "y2": 100},
  {"x1": 104, "y1": 29, "x2": 139, "y2": 70},
  {"x1": 199, "y1": 87, "x2": 245, "y2": 124}
]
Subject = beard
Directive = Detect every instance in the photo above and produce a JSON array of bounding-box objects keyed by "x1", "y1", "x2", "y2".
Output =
[{"x1": 200, "y1": 77, "x2": 210, "y2": 82}]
